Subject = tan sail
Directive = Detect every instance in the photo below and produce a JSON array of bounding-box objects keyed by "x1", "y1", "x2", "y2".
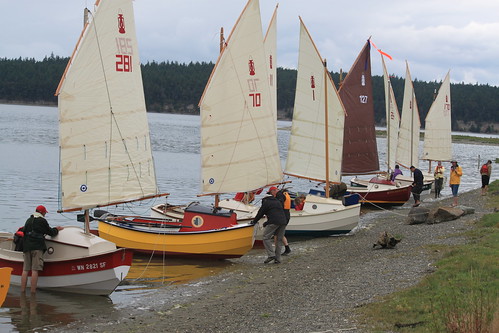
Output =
[
  {"x1": 382, "y1": 54, "x2": 400, "y2": 171},
  {"x1": 198, "y1": 0, "x2": 282, "y2": 194},
  {"x1": 284, "y1": 17, "x2": 345, "y2": 184},
  {"x1": 56, "y1": 0, "x2": 159, "y2": 212},
  {"x1": 339, "y1": 40, "x2": 379, "y2": 175},
  {"x1": 396, "y1": 61, "x2": 421, "y2": 169},
  {"x1": 422, "y1": 71, "x2": 452, "y2": 161}
]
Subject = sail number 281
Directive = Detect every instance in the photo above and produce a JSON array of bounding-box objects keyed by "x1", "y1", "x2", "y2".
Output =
[{"x1": 115, "y1": 37, "x2": 133, "y2": 72}]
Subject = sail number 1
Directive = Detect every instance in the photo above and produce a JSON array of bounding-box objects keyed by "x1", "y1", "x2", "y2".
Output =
[{"x1": 115, "y1": 37, "x2": 133, "y2": 72}]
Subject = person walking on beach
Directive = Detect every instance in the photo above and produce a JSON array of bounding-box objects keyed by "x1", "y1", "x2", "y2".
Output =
[
  {"x1": 252, "y1": 187, "x2": 287, "y2": 264},
  {"x1": 449, "y1": 160, "x2": 463, "y2": 207},
  {"x1": 21, "y1": 205, "x2": 63, "y2": 294},
  {"x1": 276, "y1": 188, "x2": 291, "y2": 256},
  {"x1": 480, "y1": 160, "x2": 492, "y2": 196},
  {"x1": 433, "y1": 161, "x2": 445, "y2": 198},
  {"x1": 410, "y1": 166, "x2": 424, "y2": 207}
]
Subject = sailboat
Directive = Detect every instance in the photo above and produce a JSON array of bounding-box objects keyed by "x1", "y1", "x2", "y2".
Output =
[
  {"x1": 340, "y1": 41, "x2": 412, "y2": 206},
  {"x1": 422, "y1": 71, "x2": 452, "y2": 166},
  {"x1": 350, "y1": 52, "x2": 400, "y2": 184},
  {"x1": 152, "y1": 1, "x2": 282, "y2": 237},
  {"x1": 391, "y1": 62, "x2": 433, "y2": 193},
  {"x1": 0, "y1": 0, "x2": 140, "y2": 295},
  {"x1": 279, "y1": 17, "x2": 360, "y2": 235}
]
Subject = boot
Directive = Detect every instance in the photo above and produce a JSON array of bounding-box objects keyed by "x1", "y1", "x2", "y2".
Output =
[{"x1": 282, "y1": 245, "x2": 291, "y2": 256}]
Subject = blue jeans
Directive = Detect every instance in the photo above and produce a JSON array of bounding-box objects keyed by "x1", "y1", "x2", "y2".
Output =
[{"x1": 450, "y1": 184, "x2": 459, "y2": 197}]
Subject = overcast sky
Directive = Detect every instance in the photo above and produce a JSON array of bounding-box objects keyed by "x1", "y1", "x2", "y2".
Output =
[{"x1": 1, "y1": 0, "x2": 498, "y2": 86}]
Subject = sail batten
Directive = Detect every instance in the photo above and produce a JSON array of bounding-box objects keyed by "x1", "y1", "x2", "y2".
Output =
[
  {"x1": 422, "y1": 71, "x2": 452, "y2": 161},
  {"x1": 57, "y1": 0, "x2": 160, "y2": 212},
  {"x1": 284, "y1": 18, "x2": 345, "y2": 184},
  {"x1": 199, "y1": 0, "x2": 282, "y2": 194}
]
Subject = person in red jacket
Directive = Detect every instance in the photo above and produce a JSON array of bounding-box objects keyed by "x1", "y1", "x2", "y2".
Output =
[{"x1": 21, "y1": 205, "x2": 64, "y2": 294}]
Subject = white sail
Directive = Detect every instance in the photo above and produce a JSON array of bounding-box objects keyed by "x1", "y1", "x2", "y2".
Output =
[
  {"x1": 422, "y1": 71, "x2": 452, "y2": 161},
  {"x1": 284, "y1": 18, "x2": 345, "y2": 184},
  {"x1": 56, "y1": 0, "x2": 158, "y2": 211},
  {"x1": 198, "y1": 0, "x2": 282, "y2": 194},
  {"x1": 264, "y1": 4, "x2": 278, "y2": 123},
  {"x1": 382, "y1": 54, "x2": 400, "y2": 171},
  {"x1": 396, "y1": 61, "x2": 421, "y2": 169}
]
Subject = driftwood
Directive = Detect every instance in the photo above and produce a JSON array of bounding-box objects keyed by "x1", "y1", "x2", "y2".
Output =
[{"x1": 373, "y1": 231, "x2": 401, "y2": 249}]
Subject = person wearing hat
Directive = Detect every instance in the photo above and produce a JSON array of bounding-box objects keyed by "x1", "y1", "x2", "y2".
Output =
[
  {"x1": 21, "y1": 205, "x2": 64, "y2": 294},
  {"x1": 410, "y1": 166, "x2": 424, "y2": 207},
  {"x1": 449, "y1": 160, "x2": 463, "y2": 207},
  {"x1": 275, "y1": 188, "x2": 292, "y2": 256},
  {"x1": 252, "y1": 186, "x2": 287, "y2": 264}
]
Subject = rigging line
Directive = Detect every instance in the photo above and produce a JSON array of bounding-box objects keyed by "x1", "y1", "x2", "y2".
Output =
[{"x1": 89, "y1": 10, "x2": 151, "y2": 199}]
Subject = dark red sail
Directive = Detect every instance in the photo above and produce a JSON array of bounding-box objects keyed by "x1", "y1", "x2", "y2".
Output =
[{"x1": 339, "y1": 40, "x2": 380, "y2": 174}]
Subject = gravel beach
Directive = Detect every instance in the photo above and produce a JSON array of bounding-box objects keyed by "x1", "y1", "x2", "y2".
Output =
[{"x1": 54, "y1": 188, "x2": 494, "y2": 333}]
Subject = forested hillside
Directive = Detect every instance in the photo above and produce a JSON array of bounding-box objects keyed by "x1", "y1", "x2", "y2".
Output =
[{"x1": 1, "y1": 56, "x2": 498, "y2": 133}]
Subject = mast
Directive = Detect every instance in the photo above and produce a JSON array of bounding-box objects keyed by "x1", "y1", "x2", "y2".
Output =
[{"x1": 323, "y1": 59, "x2": 330, "y2": 197}]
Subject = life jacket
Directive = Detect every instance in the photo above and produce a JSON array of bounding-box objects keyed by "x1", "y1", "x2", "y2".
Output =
[{"x1": 480, "y1": 164, "x2": 488, "y2": 174}]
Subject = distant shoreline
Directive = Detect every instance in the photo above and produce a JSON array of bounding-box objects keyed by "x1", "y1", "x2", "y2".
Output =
[{"x1": 1, "y1": 102, "x2": 498, "y2": 143}]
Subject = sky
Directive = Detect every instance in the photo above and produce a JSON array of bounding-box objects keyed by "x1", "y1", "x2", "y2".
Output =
[{"x1": 1, "y1": 0, "x2": 499, "y2": 86}]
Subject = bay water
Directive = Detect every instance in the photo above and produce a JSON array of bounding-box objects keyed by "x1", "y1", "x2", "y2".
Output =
[{"x1": 0, "y1": 103, "x2": 498, "y2": 331}]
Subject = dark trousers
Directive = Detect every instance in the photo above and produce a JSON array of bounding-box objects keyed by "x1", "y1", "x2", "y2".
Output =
[{"x1": 435, "y1": 178, "x2": 443, "y2": 198}]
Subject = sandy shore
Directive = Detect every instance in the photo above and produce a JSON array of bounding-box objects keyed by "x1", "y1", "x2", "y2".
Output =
[{"x1": 53, "y1": 188, "x2": 493, "y2": 333}]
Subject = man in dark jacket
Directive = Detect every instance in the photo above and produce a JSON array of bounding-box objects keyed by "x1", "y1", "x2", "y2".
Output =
[
  {"x1": 21, "y1": 205, "x2": 63, "y2": 294},
  {"x1": 252, "y1": 187, "x2": 287, "y2": 264},
  {"x1": 410, "y1": 166, "x2": 424, "y2": 207}
]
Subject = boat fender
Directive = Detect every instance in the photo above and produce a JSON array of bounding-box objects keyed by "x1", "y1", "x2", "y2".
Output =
[{"x1": 374, "y1": 185, "x2": 379, "y2": 189}]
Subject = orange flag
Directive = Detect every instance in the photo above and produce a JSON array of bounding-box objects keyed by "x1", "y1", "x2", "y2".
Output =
[{"x1": 370, "y1": 40, "x2": 393, "y2": 60}]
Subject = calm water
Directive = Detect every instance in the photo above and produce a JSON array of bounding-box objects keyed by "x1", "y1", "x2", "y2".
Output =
[{"x1": 1, "y1": 103, "x2": 498, "y2": 332}]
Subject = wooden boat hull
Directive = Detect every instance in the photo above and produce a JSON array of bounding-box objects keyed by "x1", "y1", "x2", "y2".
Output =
[
  {"x1": 218, "y1": 195, "x2": 361, "y2": 237},
  {"x1": 97, "y1": 221, "x2": 256, "y2": 259},
  {"x1": 347, "y1": 184, "x2": 412, "y2": 206},
  {"x1": 0, "y1": 227, "x2": 132, "y2": 295},
  {"x1": 0, "y1": 267, "x2": 12, "y2": 306},
  {"x1": 286, "y1": 195, "x2": 361, "y2": 236}
]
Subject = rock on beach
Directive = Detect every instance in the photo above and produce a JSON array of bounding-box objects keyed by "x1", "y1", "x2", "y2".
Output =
[{"x1": 54, "y1": 188, "x2": 492, "y2": 333}]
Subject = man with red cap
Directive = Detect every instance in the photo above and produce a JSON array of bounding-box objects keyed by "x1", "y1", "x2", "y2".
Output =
[
  {"x1": 21, "y1": 205, "x2": 64, "y2": 294},
  {"x1": 252, "y1": 186, "x2": 287, "y2": 264}
]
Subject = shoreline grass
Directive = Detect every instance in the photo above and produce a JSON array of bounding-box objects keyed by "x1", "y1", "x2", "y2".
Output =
[{"x1": 358, "y1": 180, "x2": 499, "y2": 332}]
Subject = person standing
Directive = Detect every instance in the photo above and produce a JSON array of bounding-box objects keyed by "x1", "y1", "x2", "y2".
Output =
[
  {"x1": 433, "y1": 161, "x2": 445, "y2": 198},
  {"x1": 449, "y1": 160, "x2": 463, "y2": 207},
  {"x1": 480, "y1": 160, "x2": 492, "y2": 196},
  {"x1": 252, "y1": 187, "x2": 287, "y2": 264},
  {"x1": 21, "y1": 205, "x2": 63, "y2": 294},
  {"x1": 276, "y1": 188, "x2": 291, "y2": 256},
  {"x1": 410, "y1": 166, "x2": 424, "y2": 207}
]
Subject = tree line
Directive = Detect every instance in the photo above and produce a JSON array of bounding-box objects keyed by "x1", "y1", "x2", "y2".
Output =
[{"x1": 1, "y1": 55, "x2": 498, "y2": 133}]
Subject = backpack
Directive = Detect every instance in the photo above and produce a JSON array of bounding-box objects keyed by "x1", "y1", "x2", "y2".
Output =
[
  {"x1": 480, "y1": 164, "x2": 488, "y2": 174},
  {"x1": 13, "y1": 227, "x2": 24, "y2": 252}
]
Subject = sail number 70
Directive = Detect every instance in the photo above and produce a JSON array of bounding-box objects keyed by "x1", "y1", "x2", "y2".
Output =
[{"x1": 248, "y1": 78, "x2": 261, "y2": 107}]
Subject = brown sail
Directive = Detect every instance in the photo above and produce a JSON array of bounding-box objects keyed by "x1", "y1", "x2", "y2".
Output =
[{"x1": 339, "y1": 40, "x2": 380, "y2": 174}]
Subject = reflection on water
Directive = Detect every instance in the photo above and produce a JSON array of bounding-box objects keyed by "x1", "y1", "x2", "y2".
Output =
[
  {"x1": 1, "y1": 289, "x2": 112, "y2": 332},
  {"x1": 0, "y1": 254, "x2": 233, "y2": 332},
  {"x1": 122, "y1": 254, "x2": 232, "y2": 289}
]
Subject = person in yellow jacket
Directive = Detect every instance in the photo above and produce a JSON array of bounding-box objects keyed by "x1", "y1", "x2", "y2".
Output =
[{"x1": 449, "y1": 160, "x2": 463, "y2": 207}]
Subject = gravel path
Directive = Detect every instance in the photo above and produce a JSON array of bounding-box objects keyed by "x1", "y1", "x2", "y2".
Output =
[{"x1": 55, "y1": 188, "x2": 493, "y2": 333}]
